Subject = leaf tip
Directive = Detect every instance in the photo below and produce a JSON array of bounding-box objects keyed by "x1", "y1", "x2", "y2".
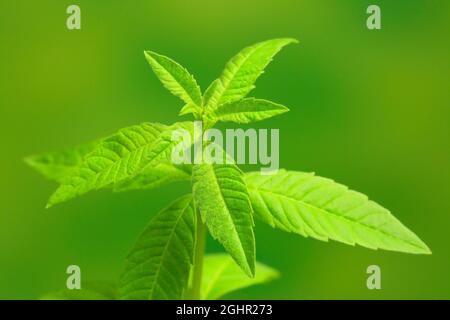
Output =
[
  {"x1": 281, "y1": 105, "x2": 290, "y2": 113},
  {"x1": 23, "y1": 155, "x2": 32, "y2": 164},
  {"x1": 45, "y1": 192, "x2": 59, "y2": 208},
  {"x1": 247, "y1": 260, "x2": 256, "y2": 278},
  {"x1": 273, "y1": 269, "x2": 281, "y2": 279},
  {"x1": 46, "y1": 188, "x2": 66, "y2": 209},
  {"x1": 23, "y1": 155, "x2": 38, "y2": 169},
  {"x1": 277, "y1": 37, "x2": 299, "y2": 45},
  {"x1": 403, "y1": 232, "x2": 432, "y2": 255},
  {"x1": 418, "y1": 242, "x2": 432, "y2": 255},
  {"x1": 246, "y1": 269, "x2": 256, "y2": 279},
  {"x1": 143, "y1": 50, "x2": 157, "y2": 62}
]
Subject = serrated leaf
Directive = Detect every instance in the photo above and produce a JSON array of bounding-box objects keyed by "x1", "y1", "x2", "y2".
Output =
[
  {"x1": 46, "y1": 123, "x2": 165, "y2": 207},
  {"x1": 24, "y1": 139, "x2": 100, "y2": 183},
  {"x1": 202, "y1": 79, "x2": 221, "y2": 109},
  {"x1": 205, "y1": 38, "x2": 298, "y2": 112},
  {"x1": 245, "y1": 170, "x2": 431, "y2": 254},
  {"x1": 118, "y1": 195, "x2": 196, "y2": 300},
  {"x1": 40, "y1": 281, "x2": 116, "y2": 300},
  {"x1": 114, "y1": 162, "x2": 191, "y2": 192},
  {"x1": 201, "y1": 254, "x2": 279, "y2": 300},
  {"x1": 144, "y1": 51, "x2": 202, "y2": 113},
  {"x1": 211, "y1": 98, "x2": 289, "y2": 124},
  {"x1": 192, "y1": 163, "x2": 255, "y2": 277},
  {"x1": 47, "y1": 122, "x2": 192, "y2": 207}
]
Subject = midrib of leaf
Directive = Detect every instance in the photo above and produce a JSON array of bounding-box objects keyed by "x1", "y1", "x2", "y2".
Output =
[
  {"x1": 158, "y1": 61, "x2": 199, "y2": 107},
  {"x1": 210, "y1": 165, "x2": 250, "y2": 250},
  {"x1": 47, "y1": 122, "x2": 193, "y2": 207},
  {"x1": 119, "y1": 196, "x2": 195, "y2": 299},
  {"x1": 145, "y1": 51, "x2": 202, "y2": 108},
  {"x1": 250, "y1": 185, "x2": 426, "y2": 251},
  {"x1": 146, "y1": 198, "x2": 192, "y2": 299},
  {"x1": 248, "y1": 186, "x2": 299, "y2": 234},
  {"x1": 208, "y1": 44, "x2": 259, "y2": 110},
  {"x1": 94, "y1": 124, "x2": 162, "y2": 178},
  {"x1": 193, "y1": 163, "x2": 255, "y2": 276}
]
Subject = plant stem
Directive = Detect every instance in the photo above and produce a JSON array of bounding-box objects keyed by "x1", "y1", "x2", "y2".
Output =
[
  {"x1": 190, "y1": 114, "x2": 206, "y2": 300},
  {"x1": 191, "y1": 209, "x2": 206, "y2": 299}
]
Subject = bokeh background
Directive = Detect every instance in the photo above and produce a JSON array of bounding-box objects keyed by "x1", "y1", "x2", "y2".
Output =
[{"x1": 1, "y1": 0, "x2": 449, "y2": 299}]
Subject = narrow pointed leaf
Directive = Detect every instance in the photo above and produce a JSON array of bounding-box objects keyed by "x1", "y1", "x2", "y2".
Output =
[
  {"x1": 245, "y1": 170, "x2": 431, "y2": 254},
  {"x1": 25, "y1": 140, "x2": 100, "y2": 183},
  {"x1": 47, "y1": 122, "x2": 192, "y2": 207},
  {"x1": 118, "y1": 195, "x2": 196, "y2": 300},
  {"x1": 46, "y1": 123, "x2": 165, "y2": 207},
  {"x1": 179, "y1": 103, "x2": 198, "y2": 116},
  {"x1": 205, "y1": 38, "x2": 298, "y2": 112},
  {"x1": 201, "y1": 254, "x2": 279, "y2": 300},
  {"x1": 144, "y1": 51, "x2": 202, "y2": 112},
  {"x1": 202, "y1": 79, "x2": 221, "y2": 110},
  {"x1": 211, "y1": 98, "x2": 289, "y2": 124},
  {"x1": 192, "y1": 163, "x2": 255, "y2": 276}
]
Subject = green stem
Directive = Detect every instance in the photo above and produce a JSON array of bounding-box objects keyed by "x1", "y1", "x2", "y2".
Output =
[
  {"x1": 190, "y1": 113, "x2": 207, "y2": 300},
  {"x1": 191, "y1": 209, "x2": 206, "y2": 299}
]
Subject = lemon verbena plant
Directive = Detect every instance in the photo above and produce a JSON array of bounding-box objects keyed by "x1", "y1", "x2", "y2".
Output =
[{"x1": 26, "y1": 38, "x2": 430, "y2": 300}]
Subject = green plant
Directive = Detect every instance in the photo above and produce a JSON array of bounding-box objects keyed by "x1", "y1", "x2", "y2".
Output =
[{"x1": 26, "y1": 38, "x2": 430, "y2": 300}]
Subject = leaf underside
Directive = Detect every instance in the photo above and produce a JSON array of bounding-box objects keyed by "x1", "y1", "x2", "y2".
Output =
[
  {"x1": 201, "y1": 254, "x2": 279, "y2": 300},
  {"x1": 192, "y1": 163, "x2": 256, "y2": 277},
  {"x1": 245, "y1": 170, "x2": 430, "y2": 254},
  {"x1": 119, "y1": 195, "x2": 196, "y2": 300}
]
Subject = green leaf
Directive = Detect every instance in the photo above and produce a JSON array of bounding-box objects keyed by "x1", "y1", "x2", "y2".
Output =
[
  {"x1": 202, "y1": 79, "x2": 221, "y2": 110},
  {"x1": 192, "y1": 163, "x2": 255, "y2": 277},
  {"x1": 40, "y1": 281, "x2": 116, "y2": 300},
  {"x1": 114, "y1": 163, "x2": 191, "y2": 192},
  {"x1": 204, "y1": 38, "x2": 298, "y2": 112},
  {"x1": 201, "y1": 254, "x2": 279, "y2": 300},
  {"x1": 118, "y1": 195, "x2": 196, "y2": 300},
  {"x1": 46, "y1": 123, "x2": 165, "y2": 207},
  {"x1": 144, "y1": 122, "x2": 194, "y2": 170},
  {"x1": 47, "y1": 122, "x2": 192, "y2": 207},
  {"x1": 245, "y1": 170, "x2": 431, "y2": 254},
  {"x1": 210, "y1": 98, "x2": 289, "y2": 124},
  {"x1": 179, "y1": 103, "x2": 198, "y2": 116},
  {"x1": 24, "y1": 139, "x2": 100, "y2": 183},
  {"x1": 144, "y1": 51, "x2": 202, "y2": 113}
]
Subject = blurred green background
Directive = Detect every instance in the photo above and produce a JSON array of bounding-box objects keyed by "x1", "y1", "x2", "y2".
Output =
[{"x1": 1, "y1": 0, "x2": 449, "y2": 299}]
